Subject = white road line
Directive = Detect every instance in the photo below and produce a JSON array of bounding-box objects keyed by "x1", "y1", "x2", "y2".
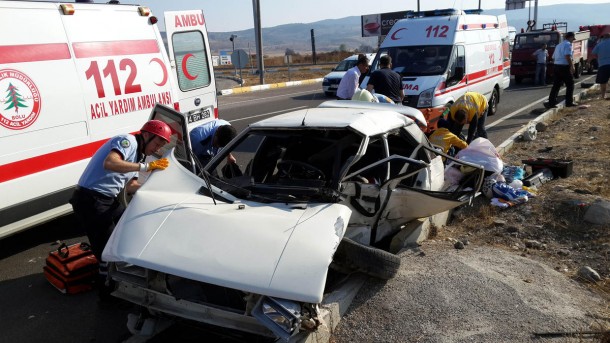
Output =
[
  {"x1": 487, "y1": 76, "x2": 595, "y2": 128},
  {"x1": 221, "y1": 89, "x2": 321, "y2": 106},
  {"x1": 228, "y1": 106, "x2": 308, "y2": 122}
]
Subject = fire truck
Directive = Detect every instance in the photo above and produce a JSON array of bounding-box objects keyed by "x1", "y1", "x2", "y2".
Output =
[
  {"x1": 511, "y1": 22, "x2": 590, "y2": 84},
  {"x1": 580, "y1": 24, "x2": 610, "y2": 74}
]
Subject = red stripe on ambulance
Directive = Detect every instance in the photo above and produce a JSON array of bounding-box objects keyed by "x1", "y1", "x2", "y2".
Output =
[
  {"x1": 0, "y1": 140, "x2": 106, "y2": 183},
  {"x1": 0, "y1": 43, "x2": 71, "y2": 64},
  {"x1": 73, "y1": 40, "x2": 160, "y2": 58}
]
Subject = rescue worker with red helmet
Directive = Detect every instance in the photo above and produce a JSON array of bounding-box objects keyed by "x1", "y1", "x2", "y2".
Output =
[{"x1": 69, "y1": 119, "x2": 172, "y2": 299}]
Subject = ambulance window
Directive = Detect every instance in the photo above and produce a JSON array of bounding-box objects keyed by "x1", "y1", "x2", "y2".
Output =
[{"x1": 172, "y1": 31, "x2": 211, "y2": 91}]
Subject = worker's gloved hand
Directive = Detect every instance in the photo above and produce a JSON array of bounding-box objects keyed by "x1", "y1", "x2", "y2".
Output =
[{"x1": 146, "y1": 158, "x2": 169, "y2": 171}]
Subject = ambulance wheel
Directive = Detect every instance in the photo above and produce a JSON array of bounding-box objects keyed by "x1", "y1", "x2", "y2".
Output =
[
  {"x1": 487, "y1": 88, "x2": 499, "y2": 116},
  {"x1": 515, "y1": 76, "x2": 523, "y2": 84},
  {"x1": 332, "y1": 237, "x2": 400, "y2": 280}
]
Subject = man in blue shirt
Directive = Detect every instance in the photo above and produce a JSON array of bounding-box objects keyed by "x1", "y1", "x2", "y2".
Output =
[
  {"x1": 70, "y1": 120, "x2": 172, "y2": 298},
  {"x1": 547, "y1": 32, "x2": 577, "y2": 108},
  {"x1": 336, "y1": 54, "x2": 370, "y2": 100},
  {"x1": 593, "y1": 33, "x2": 610, "y2": 100},
  {"x1": 189, "y1": 119, "x2": 237, "y2": 166}
]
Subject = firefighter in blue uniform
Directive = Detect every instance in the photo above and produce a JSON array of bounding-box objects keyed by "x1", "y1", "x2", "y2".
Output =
[{"x1": 70, "y1": 120, "x2": 172, "y2": 298}]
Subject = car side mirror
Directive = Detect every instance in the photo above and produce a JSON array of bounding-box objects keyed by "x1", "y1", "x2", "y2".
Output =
[{"x1": 455, "y1": 66, "x2": 465, "y2": 80}]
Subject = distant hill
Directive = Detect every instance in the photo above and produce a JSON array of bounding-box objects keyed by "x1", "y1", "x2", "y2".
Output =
[{"x1": 185, "y1": 3, "x2": 610, "y2": 56}]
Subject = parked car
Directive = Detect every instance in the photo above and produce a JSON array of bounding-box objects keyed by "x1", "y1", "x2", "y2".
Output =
[
  {"x1": 103, "y1": 102, "x2": 484, "y2": 341},
  {"x1": 322, "y1": 53, "x2": 376, "y2": 97}
]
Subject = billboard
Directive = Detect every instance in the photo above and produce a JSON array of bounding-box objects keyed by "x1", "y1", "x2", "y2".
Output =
[{"x1": 361, "y1": 11, "x2": 411, "y2": 37}]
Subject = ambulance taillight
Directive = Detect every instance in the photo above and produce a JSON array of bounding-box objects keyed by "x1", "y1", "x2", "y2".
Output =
[
  {"x1": 149, "y1": 16, "x2": 158, "y2": 25},
  {"x1": 60, "y1": 4, "x2": 75, "y2": 15},
  {"x1": 173, "y1": 102, "x2": 180, "y2": 111},
  {"x1": 214, "y1": 107, "x2": 219, "y2": 119}
]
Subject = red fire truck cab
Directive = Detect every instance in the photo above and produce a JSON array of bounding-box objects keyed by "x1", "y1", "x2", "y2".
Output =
[
  {"x1": 580, "y1": 24, "x2": 610, "y2": 74},
  {"x1": 511, "y1": 22, "x2": 590, "y2": 84}
]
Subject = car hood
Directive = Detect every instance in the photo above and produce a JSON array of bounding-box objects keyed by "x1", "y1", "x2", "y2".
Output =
[
  {"x1": 324, "y1": 71, "x2": 347, "y2": 80},
  {"x1": 103, "y1": 154, "x2": 352, "y2": 303}
]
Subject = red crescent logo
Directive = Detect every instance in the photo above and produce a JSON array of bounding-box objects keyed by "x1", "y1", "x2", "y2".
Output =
[
  {"x1": 391, "y1": 28, "x2": 407, "y2": 40},
  {"x1": 182, "y1": 53, "x2": 198, "y2": 80},
  {"x1": 149, "y1": 58, "x2": 168, "y2": 86}
]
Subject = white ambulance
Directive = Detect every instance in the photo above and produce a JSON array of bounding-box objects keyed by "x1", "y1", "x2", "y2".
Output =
[
  {"x1": 363, "y1": 9, "x2": 511, "y2": 132},
  {"x1": 0, "y1": 1, "x2": 218, "y2": 238}
]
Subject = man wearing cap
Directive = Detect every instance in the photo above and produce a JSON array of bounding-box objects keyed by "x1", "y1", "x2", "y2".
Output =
[
  {"x1": 547, "y1": 32, "x2": 577, "y2": 108},
  {"x1": 70, "y1": 120, "x2": 172, "y2": 297}
]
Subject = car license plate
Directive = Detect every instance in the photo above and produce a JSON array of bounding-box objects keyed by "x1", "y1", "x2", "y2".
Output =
[
  {"x1": 329, "y1": 85, "x2": 337, "y2": 90},
  {"x1": 187, "y1": 108, "x2": 211, "y2": 124}
]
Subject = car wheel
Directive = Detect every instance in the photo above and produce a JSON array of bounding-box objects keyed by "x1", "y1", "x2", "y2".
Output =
[
  {"x1": 332, "y1": 238, "x2": 400, "y2": 280},
  {"x1": 487, "y1": 88, "x2": 499, "y2": 116}
]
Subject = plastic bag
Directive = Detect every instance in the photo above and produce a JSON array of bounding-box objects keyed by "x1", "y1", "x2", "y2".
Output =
[{"x1": 455, "y1": 138, "x2": 504, "y2": 173}]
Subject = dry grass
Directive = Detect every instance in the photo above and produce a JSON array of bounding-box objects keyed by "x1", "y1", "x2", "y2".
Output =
[{"x1": 439, "y1": 89, "x2": 610, "y2": 339}]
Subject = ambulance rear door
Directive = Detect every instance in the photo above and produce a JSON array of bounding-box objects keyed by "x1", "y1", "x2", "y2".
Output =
[{"x1": 164, "y1": 10, "x2": 217, "y2": 132}]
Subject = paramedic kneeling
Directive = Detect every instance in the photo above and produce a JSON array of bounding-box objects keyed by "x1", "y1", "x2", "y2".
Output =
[
  {"x1": 446, "y1": 91, "x2": 489, "y2": 144},
  {"x1": 70, "y1": 120, "x2": 171, "y2": 295}
]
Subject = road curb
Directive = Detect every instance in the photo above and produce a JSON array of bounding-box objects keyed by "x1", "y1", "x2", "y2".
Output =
[
  {"x1": 296, "y1": 83, "x2": 601, "y2": 343},
  {"x1": 217, "y1": 78, "x2": 323, "y2": 96}
]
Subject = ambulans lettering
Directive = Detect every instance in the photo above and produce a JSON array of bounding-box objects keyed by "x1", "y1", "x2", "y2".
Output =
[
  {"x1": 425, "y1": 25, "x2": 449, "y2": 38},
  {"x1": 89, "y1": 91, "x2": 173, "y2": 120},
  {"x1": 175, "y1": 13, "x2": 205, "y2": 28},
  {"x1": 403, "y1": 83, "x2": 419, "y2": 91},
  {"x1": 0, "y1": 69, "x2": 41, "y2": 130}
]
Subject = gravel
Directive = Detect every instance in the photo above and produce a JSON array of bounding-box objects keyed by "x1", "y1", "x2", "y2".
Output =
[{"x1": 331, "y1": 241, "x2": 608, "y2": 343}]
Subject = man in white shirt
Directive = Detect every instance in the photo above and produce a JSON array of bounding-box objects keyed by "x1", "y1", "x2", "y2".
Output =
[
  {"x1": 532, "y1": 43, "x2": 548, "y2": 86},
  {"x1": 547, "y1": 32, "x2": 577, "y2": 107},
  {"x1": 336, "y1": 54, "x2": 370, "y2": 100}
]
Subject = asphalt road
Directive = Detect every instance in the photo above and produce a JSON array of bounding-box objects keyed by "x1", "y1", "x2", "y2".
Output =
[{"x1": 0, "y1": 74, "x2": 598, "y2": 343}]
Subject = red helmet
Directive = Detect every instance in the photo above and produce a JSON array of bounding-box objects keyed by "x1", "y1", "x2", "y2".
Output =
[{"x1": 141, "y1": 120, "x2": 172, "y2": 142}]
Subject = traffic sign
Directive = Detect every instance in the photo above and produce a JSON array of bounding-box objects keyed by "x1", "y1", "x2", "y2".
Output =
[{"x1": 231, "y1": 49, "x2": 248, "y2": 69}]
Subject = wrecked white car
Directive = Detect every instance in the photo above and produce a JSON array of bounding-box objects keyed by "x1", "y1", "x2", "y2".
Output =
[{"x1": 103, "y1": 102, "x2": 484, "y2": 341}]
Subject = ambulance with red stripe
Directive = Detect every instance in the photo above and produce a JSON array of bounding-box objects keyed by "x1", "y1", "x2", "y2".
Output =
[
  {"x1": 0, "y1": 1, "x2": 218, "y2": 238},
  {"x1": 362, "y1": 9, "x2": 510, "y2": 132}
]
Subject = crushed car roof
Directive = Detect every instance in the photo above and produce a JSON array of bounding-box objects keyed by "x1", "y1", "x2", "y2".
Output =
[{"x1": 248, "y1": 107, "x2": 415, "y2": 137}]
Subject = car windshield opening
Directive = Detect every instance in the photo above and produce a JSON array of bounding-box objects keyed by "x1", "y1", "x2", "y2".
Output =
[{"x1": 205, "y1": 128, "x2": 362, "y2": 203}]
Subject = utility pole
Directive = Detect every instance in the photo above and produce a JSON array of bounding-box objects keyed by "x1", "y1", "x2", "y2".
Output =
[
  {"x1": 230, "y1": 34, "x2": 237, "y2": 76},
  {"x1": 252, "y1": 0, "x2": 264, "y2": 84},
  {"x1": 311, "y1": 29, "x2": 317, "y2": 65}
]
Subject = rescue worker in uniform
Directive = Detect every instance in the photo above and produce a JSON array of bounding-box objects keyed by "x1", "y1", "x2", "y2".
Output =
[
  {"x1": 70, "y1": 120, "x2": 172, "y2": 297},
  {"x1": 189, "y1": 119, "x2": 237, "y2": 166},
  {"x1": 446, "y1": 91, "x2": 489, "y2": 144}
]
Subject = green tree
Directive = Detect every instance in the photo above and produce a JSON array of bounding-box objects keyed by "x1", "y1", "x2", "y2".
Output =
[
  {"x1": 4, "y1": 83, "x2": 27, "y2": 113},
  {"x1": 339, "y1": 44, "x2": 348, "y2": 52}
]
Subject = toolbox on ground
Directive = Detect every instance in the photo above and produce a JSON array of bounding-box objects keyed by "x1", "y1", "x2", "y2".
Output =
[
  {"x1": 522, "y1": 158, "x2": 573, "y2": 178},
  {"x1": 522, "y1": 168, "x2": 554, "y2": 188},
  {"x1": 43, "y1": 242, "x2": 99, "y2": 294}
]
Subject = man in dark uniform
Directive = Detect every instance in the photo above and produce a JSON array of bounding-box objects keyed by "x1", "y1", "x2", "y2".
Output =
[
  {"x1": 70, "y1": 120, "x2": 172, "y2": 297},
  {"x1": 366, "y1": 55, "x2": 404, "y2": 104}
]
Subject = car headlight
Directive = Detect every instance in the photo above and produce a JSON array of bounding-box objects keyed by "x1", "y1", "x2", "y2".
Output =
[
  {"x1": 252, "y1": 296, "x2": 301, "y2": 341},
  {"x1": 323, "y1": 77, "x2": 329, "y2": 83},
  {"x1": 417, "y1": 87, "x2": 435, "y2": 108}
]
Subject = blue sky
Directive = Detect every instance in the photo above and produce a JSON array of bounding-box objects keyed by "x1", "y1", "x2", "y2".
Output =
[{"x1": 138, "y1": 0, "x2": 609, "y2": 32}]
